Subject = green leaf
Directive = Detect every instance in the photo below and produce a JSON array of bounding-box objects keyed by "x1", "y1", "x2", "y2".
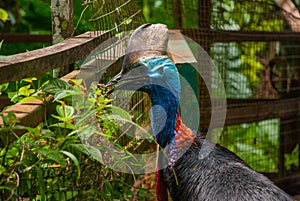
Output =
[
  {"x1": 0, "y1": 83, "x2": 9, "y2": 93},
  {"x1": 0, "y1": 8, "x2": 8, "y2": 22},
  {"x1": 72, "y1": 144, "x2": 103, "y2": 164},
  {"x1": 53, "y1": 89, "x2": 81, "y2": 102},
  {"x1": 51, "y1": 77, "x2": 69, "y2": 90},
  {"x1": 123, "y1": 18, "x2": 132, "y2": 25},
  {"x1": 66, "y1": 191, "x2": 78, "y2": 200},
  {"x1": 17, "y1": 85, "x2": 35, "y2": 97},
  {"x1": 51, "y1": 114, "x2": 73, "y2": 122},
  {"x1": 75, "y1": 109, "x2": 97, "y2": 127},
  {"x1": 60, "y1": 151, "x2": 81, "y2": 180},
  {"x1": 36, "y1": 148, "x2": 67, "y2": 167},
  {"x1": 137, "y1": 188, "x2": 154, "y2": 198},
  {"x1": 18, "y1": 96, "x2": 42, "y2": 103},
  {"x1": 42, "y1": 76, "x2": 69, "y2": 94},
  {"x1": 35, "y1": 166, "x2": 46, "y2": 201},
  {"x1": 108, "y1": 105, "x2": 132, "y2": 120},
  {"x1": 69, "y1": 79, "x2": 83, "y2": 86},
  {"x1": 55, "y1": 105, "x2": 74, "y2": 121},
  {"x1": 102, "y1": 114, "x2": 152, "y2": 140},
  {"x1": 0, "y1": 164, "x2": 6, "y2": 175},
  {"x1": 50, "y1": 122, "x2": 75, "y2": 130},
  {"x1": 22, "y1": 77, "x2": 37, "y2": 83}
]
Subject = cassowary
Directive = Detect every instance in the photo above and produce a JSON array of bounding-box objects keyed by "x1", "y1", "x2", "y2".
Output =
[{"x1": 106, "y1": 24, "x2": 295, "y2": 201}]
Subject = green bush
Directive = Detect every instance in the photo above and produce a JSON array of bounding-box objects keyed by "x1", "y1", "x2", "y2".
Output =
[{"x1": 0, "y1": 76, "x2": 154, "y2": 200}]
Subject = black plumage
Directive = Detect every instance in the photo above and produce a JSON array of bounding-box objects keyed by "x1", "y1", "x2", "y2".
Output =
[{"x1": 163, "y1": 136, "x2": 295, "y2": 201}]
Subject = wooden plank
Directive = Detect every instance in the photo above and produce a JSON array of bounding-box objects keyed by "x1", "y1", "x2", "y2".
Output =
[
  {"x1": 1, "y1": 95, "x2": 54, "y2": 135},
  {"x1": 0, "y1": 31, "x2": 110, "y2": 85},
  {"x1": 183, "y1": 29, "x2": 300, "y2": 42},
  {"x1": 224, "y1": 97, "x2": 300, "y2": 126},
  {"x1": 197, "y1": 97, "x2": 300, "y2": 129}
]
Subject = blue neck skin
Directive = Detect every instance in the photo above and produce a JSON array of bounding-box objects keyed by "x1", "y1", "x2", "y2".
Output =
[
  {"x1": 147, "y1": 84, "x2": 179, "y2": 148},
  {"x1": 132, "y1": 56, "x2": 181, "y2": 148}
]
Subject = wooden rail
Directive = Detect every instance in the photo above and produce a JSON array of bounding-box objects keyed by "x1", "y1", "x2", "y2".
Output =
[
  {"x1": 225, "y1": 97, "x2": 300, "y2": 126},
  {"x1": 0, "y1": 31, "x2": 110, "y2": 133},
  {"x1": 0, "y1": 31, "x2": 110, "y2": 85}
]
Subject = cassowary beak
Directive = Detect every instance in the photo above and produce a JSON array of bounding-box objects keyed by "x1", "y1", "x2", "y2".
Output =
[{"x1": 105, "y1": 66, "x2": 151, "y2": 93}]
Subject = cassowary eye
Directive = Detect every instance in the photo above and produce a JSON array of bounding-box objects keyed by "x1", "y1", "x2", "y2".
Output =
[{"x1": 157, "y1": 67, "x2": 164, "y2": 75}]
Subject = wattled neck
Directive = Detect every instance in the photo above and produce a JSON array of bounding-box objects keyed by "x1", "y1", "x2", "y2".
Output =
[
  {"x1": 148, "y1": 84, "x2": 179, "y2": 148},
  {"x1": 134, "y1": 56, "x2": 180, "y2": 148}
]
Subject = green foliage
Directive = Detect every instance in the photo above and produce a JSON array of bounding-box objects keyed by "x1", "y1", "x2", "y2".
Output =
[
  {"x1": 0, "y1": 0, "x2": 52, "y2": 55},
  {"x1": 213, "y1": 0, "x2": 284, "y2": 31},
  {"x1": 220, "y1": 119, "x2": 280, "y2": 172},
  {"x1": 219, "y1": 119, "x2": 298, "y2": 173},
  {"x1": 0, "y1": 0, "x2": 94, "y2": 55},
  {"x1": 0, "y1": 75, "x2": 48, "y2": 104},
  {"x1": 212, "y1": 0, "x2": 284, "y2": 98},
  {"x1": 285, "y1": 145, "x2": 299, "y2": 171},
  {"x1": 0, "y1": 8, "x2": 8, "y2": 22},
  {"x1": 17, "y1": 0, "x2": 51, "y2": 33},
  {"x1": 0, "y1": 75, "x2": 154, "y2": 200},
  {"x1": 137, "y1": 0, "x2": 168, "y2": 25}
]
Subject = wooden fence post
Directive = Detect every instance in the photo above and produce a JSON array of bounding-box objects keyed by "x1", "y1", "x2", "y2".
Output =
[
  {"x1": 198, "y1": 0, "x2": 212, "y2": 134},
  {"x1": 51, "y1": 0, "x2": 74, "y2": 77}
]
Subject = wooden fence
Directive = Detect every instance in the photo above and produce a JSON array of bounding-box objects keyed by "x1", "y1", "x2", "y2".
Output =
[
  {"x1": 0, "y1": 30, "x2": 110, "y2": 135},
  {"x1": 2, "y1": 28, "x2": 300, "y2": 136}
]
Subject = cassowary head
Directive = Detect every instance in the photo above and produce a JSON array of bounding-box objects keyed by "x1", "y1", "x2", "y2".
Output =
[{"x1": 107, "y1": 24, "x2": 181, "y2": 148}]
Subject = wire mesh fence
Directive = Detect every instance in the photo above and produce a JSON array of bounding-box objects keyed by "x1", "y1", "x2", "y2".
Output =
[
  {"x1": 160, "y1": 0, "x2": 300, "y2": 185},
  {"x1": 79, "y1": 0, "x2": 300, "y2": 195},
  {"x1": 11, "y1": 0, "x2": 300, "y2": 199},
  {"x1": 16, "y1": 158, "x2": 102, "y2": 200},
  {"x1": 10, "y1": 0, "x2": 148, "y2": 200}
]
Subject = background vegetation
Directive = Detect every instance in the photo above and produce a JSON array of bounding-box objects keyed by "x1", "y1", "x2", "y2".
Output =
[{"x1": 0, "y1": 0, "x2": 300, "y2": 199}]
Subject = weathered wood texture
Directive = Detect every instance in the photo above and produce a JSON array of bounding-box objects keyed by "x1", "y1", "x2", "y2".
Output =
[
  {"x1": 51, "y1": 0, "x2": 74, "y2": 44},
  {"x1": 225, "y1": 97, "x2": 300, "y2": 126},
  {"x1": 51, "y1": 0, "x2": 74, "y2": 77},
  {"x1": 0, "y1": 31, "x2": 109, "y2": 85}
]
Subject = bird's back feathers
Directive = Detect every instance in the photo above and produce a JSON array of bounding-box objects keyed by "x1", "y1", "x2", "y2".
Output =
[{"x1": 163, "y1": 120, "x2": 295, "y2": 201}]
